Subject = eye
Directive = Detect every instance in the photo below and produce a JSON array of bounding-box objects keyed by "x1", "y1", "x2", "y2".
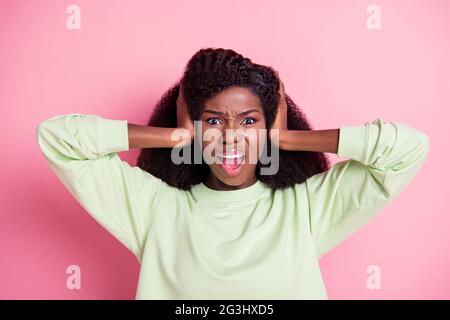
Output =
[
  {"x1": 241, "y1": 117, "x2": 256, "y2": 126},
  {"x1": 206, "y1": 118, "x2": 222, "y2": 125}
]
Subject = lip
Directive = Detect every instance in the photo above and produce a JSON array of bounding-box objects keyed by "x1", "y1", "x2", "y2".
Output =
[
  {"x1": 216, "y1": 148, "x2": 244, "y2": 157},
  {"x1": 218, "y1": 161, "x2": 244, "y2": 177},
  {"x1": 216, "y1": 151, "x2": 245, "y2": 177}
]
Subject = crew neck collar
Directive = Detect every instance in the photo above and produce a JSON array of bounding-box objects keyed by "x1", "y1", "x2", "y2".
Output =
[{"x1": 193, "y1": 179, "x2": 268, "y2": 203}]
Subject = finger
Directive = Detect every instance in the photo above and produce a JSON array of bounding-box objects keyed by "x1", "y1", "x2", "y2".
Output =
[
  {"x1": 274, "y1": 69, "x2": 281, "y2": 80},
  {"x1": 274, "y1": 70, "x2": 284, "y2": 90}
]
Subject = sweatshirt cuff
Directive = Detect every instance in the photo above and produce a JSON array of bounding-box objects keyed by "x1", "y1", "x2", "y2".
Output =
[
  {"x1": 97, "y1": 117, "x2": 130, "y2": 154},
  {"x1": 337, "y1": 123, "x2": 368, "y2": 163}
]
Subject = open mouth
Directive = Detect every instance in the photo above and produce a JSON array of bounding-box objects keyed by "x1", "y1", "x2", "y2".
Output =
[{"x1": 216, "y1": 152, "x2": 245, "y2": 176}]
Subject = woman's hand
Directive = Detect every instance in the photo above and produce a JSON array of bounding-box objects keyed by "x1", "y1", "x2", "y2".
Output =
[
  {"x1": 127, "y1": 81, "x2": 195, "y2": 149},
  {"x1": 175, "y1": 81, "x2": 195, "y2": 146},
  {"x1": 269, "y1": 71, "x2": 288, "y2": 148}
]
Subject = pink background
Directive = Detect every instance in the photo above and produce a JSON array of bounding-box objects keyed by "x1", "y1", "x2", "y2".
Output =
[{"x1": 1, "y1": 0, "x2": 449, "y2": 299}]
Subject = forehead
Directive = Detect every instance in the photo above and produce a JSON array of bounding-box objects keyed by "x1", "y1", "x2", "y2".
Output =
[{"x1": 202, "y1": 86, "x2": 262, "y2": 113}]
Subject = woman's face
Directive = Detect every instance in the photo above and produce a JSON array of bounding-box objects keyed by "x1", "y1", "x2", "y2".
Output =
[{"x1": 199, "y1": 86, "x2": 266, "y2": 190}]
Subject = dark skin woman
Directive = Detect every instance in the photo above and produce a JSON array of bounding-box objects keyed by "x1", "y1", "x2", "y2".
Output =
[
  {"x1": 36, "y1": 47, "x2": 429, "y2": 300},
  {"x1": 127, "y1": 48, "x2": 337, "y2": 190}
]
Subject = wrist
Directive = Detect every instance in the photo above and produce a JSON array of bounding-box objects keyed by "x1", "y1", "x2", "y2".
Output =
[
  {"x1": 170, "y1": 127, "x2": 194, "y2": 148},
  {"x1": 269, "y1": 128, "x2": 289, "y2": 149}
]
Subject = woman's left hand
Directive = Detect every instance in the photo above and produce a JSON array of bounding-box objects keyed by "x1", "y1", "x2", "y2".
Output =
[{"x1": 270, "y1": 70, "x2": 288, "y2": 148}]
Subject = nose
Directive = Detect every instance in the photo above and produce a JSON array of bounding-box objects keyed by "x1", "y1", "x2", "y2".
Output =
[{"x1": 221, "y1": 125, "x2": 245, "y2": 150}]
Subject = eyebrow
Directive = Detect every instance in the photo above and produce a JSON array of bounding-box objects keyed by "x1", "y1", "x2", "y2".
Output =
[{"x1": 203, "y1": 109, "x2": 260, "y2": 116}]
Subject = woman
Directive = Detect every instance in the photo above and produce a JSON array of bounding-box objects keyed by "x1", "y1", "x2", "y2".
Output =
[{"x1": 36, "y1": 48, "x2": 429, "y2": 299}]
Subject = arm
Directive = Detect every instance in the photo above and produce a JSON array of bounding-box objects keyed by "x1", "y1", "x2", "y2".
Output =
[
  {"x1": 284, "y1": 118, "x2": 429, "y2": 257},
  {"x1": 127, "y1": 120, "x2": 193, "y2": 149},
  {"x1": 36, "y1": 113, "x2": 178, "y2": 261},
  {"x1": 278, "y1": 128, "x2": 339, "y2": 153}
]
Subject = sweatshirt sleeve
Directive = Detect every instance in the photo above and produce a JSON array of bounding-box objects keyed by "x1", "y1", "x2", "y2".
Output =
[
  {"x1": 36, "y1": 113, "x2": 166, "y2": 262},
  {"x1": 304, "y1": 118, "x2": 430, "y2": 258}
]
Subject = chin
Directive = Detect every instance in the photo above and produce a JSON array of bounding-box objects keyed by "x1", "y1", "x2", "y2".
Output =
[
  {"x1": 211, "y1": 164, "x2": 255, "y2": 187},
  {"x1": 218, "y1": 176, "x2": 247, "y2": 187}
]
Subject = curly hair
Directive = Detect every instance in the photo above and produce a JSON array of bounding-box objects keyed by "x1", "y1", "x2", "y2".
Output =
[{"x1": 136, "y1": 48, "x2": 331, "y2": 190}]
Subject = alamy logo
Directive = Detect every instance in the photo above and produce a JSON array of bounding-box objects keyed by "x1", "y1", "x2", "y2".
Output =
[
  {"x1": 66, "y1": 5, "x2": 81, "y2": 30},
  {"x1": 170, "y1": 122, "x2": 280, "y2": 175},
  {"x1": 366, "y1": 264, "x2": 382, "y2": 290},
  {"x1": 366, "y1": 5, "x2": 381, "y2": 30},
  {"x1": 66, "y1": 264, "x2": 81, "y2": 290}
]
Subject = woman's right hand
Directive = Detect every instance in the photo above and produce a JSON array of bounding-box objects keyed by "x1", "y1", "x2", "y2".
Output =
[
  {"x1": 126, "y1": 82, "x2": 195, "y2": 149},
  {"x1": 270, "y1": 70, "x2": 288, "y2": 148},
  {"x1": 175, "y1": 81, "x2": 195, "y2": 146}
]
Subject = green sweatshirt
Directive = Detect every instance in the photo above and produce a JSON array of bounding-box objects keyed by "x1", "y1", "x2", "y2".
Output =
[{"x1": 36, "y1": 113, "x2": 429, "y2": 299}]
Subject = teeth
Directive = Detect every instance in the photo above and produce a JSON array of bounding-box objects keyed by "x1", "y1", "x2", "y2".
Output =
[
  {"x1": 219, "y1": 154, "x2": 243, "y2": 159},
  {"x1": 216, "y1": 153, "x2": 244, "y2": 164}
]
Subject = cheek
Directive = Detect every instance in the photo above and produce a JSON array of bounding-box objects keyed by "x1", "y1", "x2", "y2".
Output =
[
  {"x1": 201, "y1": 128, "x2": 222, "y2": 154},
  {"x1": 244, "y1": 127, "x2": 267, "y2": 163}
]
